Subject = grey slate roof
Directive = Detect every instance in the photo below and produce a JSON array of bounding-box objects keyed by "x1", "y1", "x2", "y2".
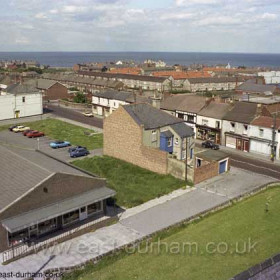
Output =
[
  {"x1": 0, "y1": 145, "x2": 109, "y2": 213},
  {"x1": 170, "y1": 122, "x2": 194, "y2": 138},
  {"x1": 237, "y1": 81, "x2": 276, "y2": 94},
  {"x1": 187, "y1": 77, "x2": 238, "y2": 84},
  {"x1": 5, "y1": 83, "x2": 39, "y2": 94},
  {"x1": 223, "y1": 101, "x2": 258, "y2": 123},
  {"x1": 198, "y1": 102, "x2": 232, "y2": 119},
  {"x1": 24, "y1": 79, "x2": 59, "y2": 90},
  {"x1": 161, "y1": 130, "x2": 173, "y2": 138},
  {"x1": 123, "y1": 103, "x2": 184, "y2": 129}
]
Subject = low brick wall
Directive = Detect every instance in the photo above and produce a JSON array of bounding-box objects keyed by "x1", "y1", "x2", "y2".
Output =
[
  {"x1": 194, "y1": 161, "x2": 219, "y2": 184},
  {"x1": 59, "y1": 100, "x2": 91, "y2": 110}
]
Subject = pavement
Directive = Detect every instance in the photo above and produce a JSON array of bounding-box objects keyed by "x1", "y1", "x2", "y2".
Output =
[{"x1": 0, "y1": 167, "x2": 276, "y2": 279}]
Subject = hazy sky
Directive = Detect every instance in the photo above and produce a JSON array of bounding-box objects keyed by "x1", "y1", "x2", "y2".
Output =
[{"x1": 1, "y1": 0, "x2": 280, "y2": 53}]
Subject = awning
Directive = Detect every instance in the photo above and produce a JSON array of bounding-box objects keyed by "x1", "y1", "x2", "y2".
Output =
[{"x1": 2, "y1": 187, "x2": 116, "y2": 233}]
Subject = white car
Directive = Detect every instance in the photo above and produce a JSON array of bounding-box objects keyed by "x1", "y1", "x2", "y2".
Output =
[
  {"x1": 82, "y1": 112, "x2": 94, "y2": 117},
  {"x1": 12, "y1": 125, "x2": 31, "y2": 132}
]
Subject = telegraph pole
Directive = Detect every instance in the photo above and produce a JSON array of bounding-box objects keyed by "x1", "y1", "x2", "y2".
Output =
[{"x1": 271, "y1": 114, "x2": 276, "y2": 162}]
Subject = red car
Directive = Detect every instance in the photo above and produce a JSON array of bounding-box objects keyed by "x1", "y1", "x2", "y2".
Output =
[
  {"x1": 23, "y1": 129, "x2": 34, "y2": 136},
  {"x1": 26, "y1": 130, "x2": 45, "y2": 138}
]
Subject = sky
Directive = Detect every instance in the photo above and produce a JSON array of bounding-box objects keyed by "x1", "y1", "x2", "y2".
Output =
[{"x1": 1, "y1": 0, "x2": 280, "y2": 53}]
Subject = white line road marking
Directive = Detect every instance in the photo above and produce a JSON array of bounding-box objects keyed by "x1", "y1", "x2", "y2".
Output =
[{"x1": 231, "y1": 159, "x2": 280, "y2": 174}]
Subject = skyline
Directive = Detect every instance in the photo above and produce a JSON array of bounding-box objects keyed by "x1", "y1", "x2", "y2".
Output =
[{"x1": 1, "y1": 0, "x2": 280, "y2": 53}]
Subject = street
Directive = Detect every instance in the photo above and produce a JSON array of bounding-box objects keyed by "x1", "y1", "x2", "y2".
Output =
[{"x1": 44, "y1": 104, "x2": 103, "y2": 129}]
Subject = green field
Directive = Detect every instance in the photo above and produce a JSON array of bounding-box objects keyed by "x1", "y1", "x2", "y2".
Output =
[
  {"x1": 72, "y1": 156, "x2": 185, "y2": 208},
  {"x1": 1, "y1": 119, "x2": 103, "y2": 150},
  {"x1": 63, "y1": 186, "x2": 280, "y2": 280}
]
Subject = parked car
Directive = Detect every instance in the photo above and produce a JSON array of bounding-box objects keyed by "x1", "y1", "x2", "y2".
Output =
[
  {"x1": 202, "y1": 140, "x2": 219, "y2": 150},
  {"x1": 49, "y1": 140, "x2": 71, "y2": 149},
  {"x1": 68, "y1": 146, "x2": 87, "y2": 153},
  {"x1": 70, "y1": 147, "x2": 90, "y2": 158},
  {"x1": 23, "y1": 129, "x2": 34, "y2": 136},
  {"x1": 82, "y1": 112, "x2": 94, "y2": 117},
  {"x1": 12, "y1": 125, "x2": 31, "y2": 133},
  {"x1": 9, "y1": 125, "x2": 19, "y2": 131},
  {"x1": 26, "y1": 130, "x2": 45, "y2": 138}
]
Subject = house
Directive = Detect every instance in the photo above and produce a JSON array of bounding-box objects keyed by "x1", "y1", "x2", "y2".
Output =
[
  {"x1": 222, "y1": 102, "x2": 268, "y2": 152},
  {"x1": 236, "y1": 79, "x2": 279, "y2": 96},
  {"x1": 258, "y1": 71, "x2": 280, "y2": 84},
  {"x1": 196, "y1": 102, "x2": 232, "y2": 144},
  {"x1": 0, "y1": 145, "x2": 116, "y2": 260},
  {"x1": 184, "y1": 77, "x2": 243, "y2": 92},
  {"x1": 249, "y1": 116, "x2": 280, "y2": 160},
  {"x1": 78, "y1": 71, "x2": 173, "y2": 92},
  {"x1": 24, "y1": 79, "x2": 69, "y2": 101},
  {"x1": 104, "y1": 103, "x2": 195, "y2": 179},
  {"x1": 0, "y1": 83, "x2": 42, "y2": 120},
  {"x1": 161, "y1": 94, "x2": 208, "y2": 132},
  {"x1": 92, "y1": 90, "x2": 150, "y2": 117}
]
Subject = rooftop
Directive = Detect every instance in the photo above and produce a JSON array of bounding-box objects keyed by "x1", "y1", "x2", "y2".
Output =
[
  {"x1": 196, "y1": 150, "x2": 229, "y2": 161},
  {"x1": 198, "y1": 102, "x2": 232, "y2": 119},
  {"x1": 123, "y1": 103, "x2": 184, "y2": 130},
  {"x1": 5, "y1": 83, "x2": 39, "y2": 95}
]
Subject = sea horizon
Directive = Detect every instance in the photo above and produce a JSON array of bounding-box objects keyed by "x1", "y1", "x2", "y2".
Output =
[{"x1": 1, "y1": 51, "x2": 280, "y2": 68}]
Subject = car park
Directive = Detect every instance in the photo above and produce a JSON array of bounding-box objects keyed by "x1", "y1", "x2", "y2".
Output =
[
  {"x1": 26, "y1": 130, "x2": 45, "y2": 138},
  {"x1": 201, "y1": 140, "x2": 220, "y2": 150},
  {"x1": 70, "y1": 147, "x2": 89, "y2": 158},
  {"x1": 49, "y1": 140, "x2": 71, "y2": 149},
  {"x1": 12, "y1": 125, "x2": 31, "y2": 133}
]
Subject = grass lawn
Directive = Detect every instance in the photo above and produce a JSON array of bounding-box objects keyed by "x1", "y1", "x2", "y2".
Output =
[
  {"x1": 63, "y1": 186, "x2": 280, "y2": 280},
  {"x1": 1, "y1": 119, "x2": 103, "y2": 150},
  {"x1": 72, "y1": 156, "x2": 185, "y2": 208}
]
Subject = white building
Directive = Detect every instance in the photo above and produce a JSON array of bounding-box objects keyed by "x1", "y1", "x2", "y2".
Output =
[
  {"x1": 258, "y1": 71, "x2": 280, "y2": 84},
  {"x1": 0, "y1": 83, "x2": 43, "y2": 120},
  {"x1": 250, "y1": 116, "x2": 280, "y2": 160}
]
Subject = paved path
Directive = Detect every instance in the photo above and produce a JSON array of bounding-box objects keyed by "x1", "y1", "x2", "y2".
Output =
[{"x1": 0, "y1": 168, "x2": 275, "y2": 279}]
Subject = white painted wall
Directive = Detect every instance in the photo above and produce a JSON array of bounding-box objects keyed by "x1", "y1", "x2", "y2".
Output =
[
  {"x1": 197, "y1": 115, "x2": 222, "y2": 130},
  {"x1": 0, "y1": 93, "x2": 43, "y2": 120}
]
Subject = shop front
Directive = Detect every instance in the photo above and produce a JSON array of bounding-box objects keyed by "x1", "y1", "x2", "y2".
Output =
[
  {"x1": 225, "y1": 133, "x2": 250, "y2": 152},
  {"x1": 196, "y1": 125, "x2": 221, "y2": 144}
]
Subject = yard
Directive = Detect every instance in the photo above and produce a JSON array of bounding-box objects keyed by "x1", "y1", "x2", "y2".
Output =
[
  {"x1": 72, "y1": 156, "x2": 185, "y2": 208},
  {"x1": 1, "y1": 119, "x2": 103, "y2": 150},
  {"x1": 63, "y1": 186, "x2": 280, "y2": 280}
]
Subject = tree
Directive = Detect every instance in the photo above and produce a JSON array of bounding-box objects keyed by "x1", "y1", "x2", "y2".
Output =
[{"x1": 73, "y1": 92, "x2": 87, "y2": 103}]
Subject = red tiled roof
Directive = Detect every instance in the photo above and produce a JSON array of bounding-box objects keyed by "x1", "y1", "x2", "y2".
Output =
[
  {"x1": 251, "y1": 116, "x2": 280, "y2": 129},
  {"x1": 109, "y1": 67, "x2": 142, "y2": 75}
]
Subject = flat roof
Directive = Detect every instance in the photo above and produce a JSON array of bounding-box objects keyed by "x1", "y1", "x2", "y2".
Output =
[{"x1": 196, "y1": 150, "x2": 229, "y2": 161}]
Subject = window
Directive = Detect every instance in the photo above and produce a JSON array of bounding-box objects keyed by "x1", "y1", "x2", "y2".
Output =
[
  {"x1": 215, "y1": 121, "x2": 220, "y2": 129},
  {"x1": 152, "y1": 130, "x2": 157, "y2": 142},
  {"x1": 243, "y1": 124, "x2": 248, "y2": 135},
  {"x1": 202, "y1": 119, "x2": 208, "y2": 126},
  {"x1": 63, "y1": 209, "x2": 79, "y2": 225},
  {"x1": 167, "y1": 137, "x2": 172, "y2": 147},
  {"x1": 88, "y1": 201, "x2": 102, "y2": 215},
  {"x1": 22, "y1": 96, "x2": 25, "y2": 103},
  {"x1": 259, "y1": 128, "x2": 264, "y2": 137},
  {"x1": 177, "y1": 113, "x2": 184, "y2": 119},
  {"x1": 187, "y1": 115, "x2": 195, "y2": 123},
  {"x1": 230, "y1": 122, "x2": 235, "y2": 131},
  {"x1": 175, "y1": 137, "x2": 179, "y2": 145}
]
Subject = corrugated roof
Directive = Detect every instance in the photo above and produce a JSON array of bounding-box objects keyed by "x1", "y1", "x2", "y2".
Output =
[{"x1": 123, "y1": 103, "x2": 183, "y2": 129}]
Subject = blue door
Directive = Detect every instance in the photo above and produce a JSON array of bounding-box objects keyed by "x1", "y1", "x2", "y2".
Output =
[{"x1": 219, "y1": 160, "x2": 227, "y2": 174}]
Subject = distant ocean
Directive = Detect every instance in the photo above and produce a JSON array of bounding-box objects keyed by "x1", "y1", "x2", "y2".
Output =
[{"x1": 0, "y1": 52, "x2": 280, "y2": 68}]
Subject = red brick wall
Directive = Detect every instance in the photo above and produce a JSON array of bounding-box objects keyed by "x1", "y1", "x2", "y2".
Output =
[
  {"x1": 104, "y1": 106, "x2": 168, "y2": 174},
  {"x1": 43, "y1": 83, "x2": 69, "y2": 101},
  {"x1": 194, "y1": 161, "x2": 219, "y2": 184}
]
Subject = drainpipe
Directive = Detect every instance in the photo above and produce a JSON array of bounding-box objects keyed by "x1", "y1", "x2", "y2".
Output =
[
  {"x1": 185, "y1": 137, "x2": 188, "y2": 182},
  {"x1": 271, "y1": 114, "x2": 276, "y2": 162}
]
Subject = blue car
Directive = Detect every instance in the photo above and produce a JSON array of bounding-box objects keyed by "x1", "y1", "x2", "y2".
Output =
[
  {"x1": 68, "y1": 146, "x2": 86, "y2": 153},
  {"x1": 70, "y1": 147, "x2": 89, "y2": 158},
  {"x1": 49, "y1": 140, "x2": 71, "y2": 149}
]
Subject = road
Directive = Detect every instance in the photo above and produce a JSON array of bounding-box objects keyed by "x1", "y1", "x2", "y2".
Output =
[{"x1": 44, "y1": 104, "x2": 103, "y2": 129}]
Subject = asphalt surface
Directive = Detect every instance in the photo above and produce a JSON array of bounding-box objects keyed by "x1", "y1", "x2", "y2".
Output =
[{"x1": 44, "y1": 104, "x2": 103, "y2": 129}]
